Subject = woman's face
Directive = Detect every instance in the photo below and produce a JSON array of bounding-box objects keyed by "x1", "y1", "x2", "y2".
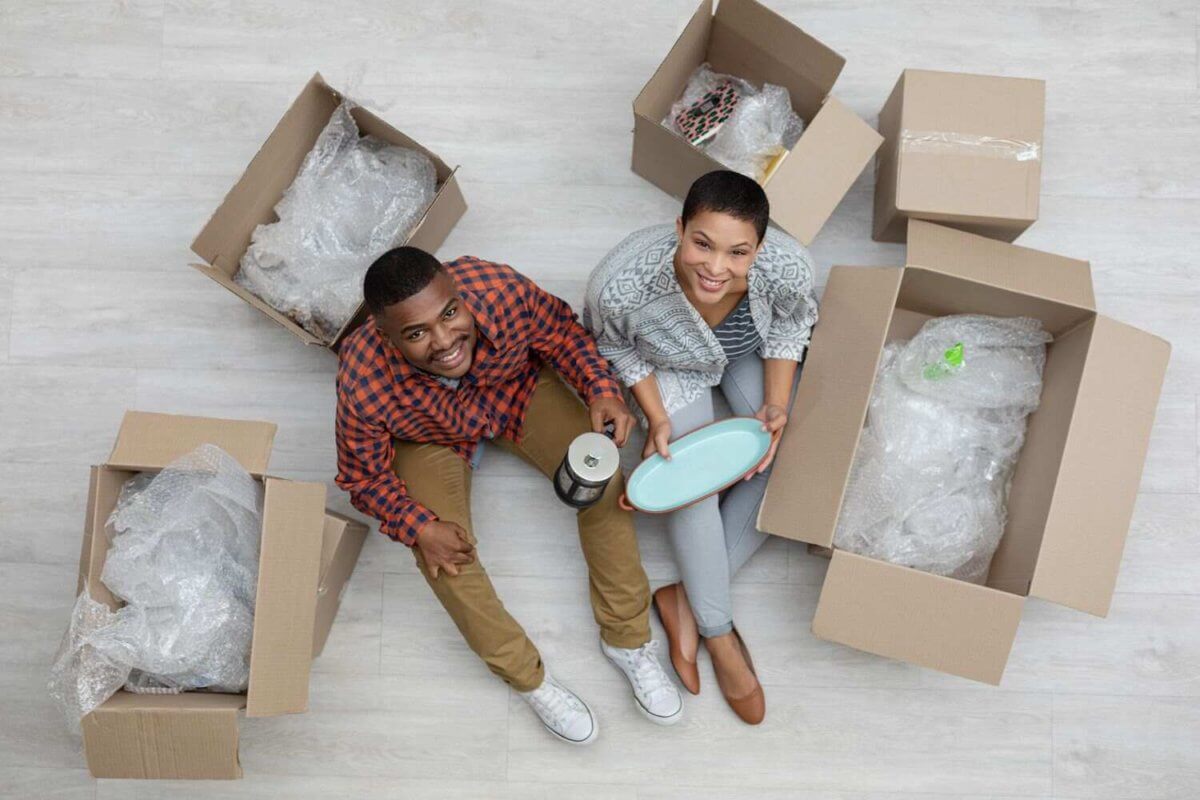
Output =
[{"x1": 674, "y1": 210, "x2": 762, "y2": 305}]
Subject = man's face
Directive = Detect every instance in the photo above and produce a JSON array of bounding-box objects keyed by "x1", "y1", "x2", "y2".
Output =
[{"x1": 375, "y1": 271, "x2": 478, "y2": 378}]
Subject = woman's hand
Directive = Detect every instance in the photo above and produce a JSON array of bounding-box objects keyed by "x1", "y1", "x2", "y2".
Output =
[
  {"x1": 643, "y1": 417, "x2": 672, "y2": 460},
  {"x1": 749, "y1": 403, "x2": 788, "y2": 477}
]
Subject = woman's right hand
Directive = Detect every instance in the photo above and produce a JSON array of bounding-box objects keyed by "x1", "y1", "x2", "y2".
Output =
[{"x1": 643, "y1": 418, "x2": 672, "y2": 460}]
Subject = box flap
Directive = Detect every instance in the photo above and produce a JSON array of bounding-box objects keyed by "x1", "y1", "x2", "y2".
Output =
[
  {"x1": 766, "y1": 97, "x2": 883, "y2": 245},
  {"x1": 191, "y1": 72, "x2": 337, "y2": 273},
  {"x1": 758, "y1": 266, "x2": 902, "y2": 544},
  {"x1": 634, "y1": 0, "x2": 714, "y2": 121},
  {"x1": 1029, "y1": 316, "x2": 1171, "y2": 615},
  {"x1": 245, "y1": 478, "x2": 326, "y2": 717},
  {"x1": 82, "y1": 692, "x2": 245, "y2": 779},
  {"x1": 312, "y1": 511, "x2": 370, "y2": 658},
  {"x1": 906, "y1": 220, "x2": 1095, "y2": 309},
  {"x1": 108, "y1": 411, "x2": 277, "y2": 475},
  {"x1": 709, "y1": 0, "x2": 845, "y2": 122},
  {"x1": 814, "y1": 551, "x2": 1024, "y2": 685}
]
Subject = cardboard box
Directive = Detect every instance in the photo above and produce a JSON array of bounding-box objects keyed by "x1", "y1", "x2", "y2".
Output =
[
  {"x1": 75, "y1": 411, "x2": 363, "y2": 779},
  {"x1": 190, "y1": 72, "x2": 468, "y2": 351},
  {"x1": 631, "y1": 0, "x2": 883, "y2": 245},
  {"x1": 759, "y1": 220, "x2": 1170, "y2": 684},
  {"x1": 873, "y1": 69, "x2": 1046, "y2": 243}
]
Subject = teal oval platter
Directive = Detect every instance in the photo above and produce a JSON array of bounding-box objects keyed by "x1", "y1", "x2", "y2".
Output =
[{"x1": 625, "y1": 417, "x2": 772, "y2": 513}]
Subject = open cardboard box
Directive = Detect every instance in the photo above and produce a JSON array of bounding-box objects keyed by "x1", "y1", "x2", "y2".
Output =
[
  {"x1": 190, "y1": 72, "x2": 468, "y2": 351},
  {"x1": 759, "y1": 221, "x2": 1171, "y2": 684},
  {"x1": 632, "y1": 0, "x2": 883, "y2": 245},
  {"x1": 75, "y1": 411, "x2": 366, "y2": 779},
  {"x1": 873, "y1": 69, "x2": 1045, "y2": 243}
]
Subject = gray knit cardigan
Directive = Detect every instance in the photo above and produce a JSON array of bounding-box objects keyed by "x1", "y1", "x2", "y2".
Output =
[{"x1": 583, "y1": 224, "x2": 819, "y2": 420}]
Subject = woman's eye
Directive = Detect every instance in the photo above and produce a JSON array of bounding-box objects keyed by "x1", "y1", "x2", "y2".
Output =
[
  {"x1": 733, "y1": 250, "x2": 747, "y2": 257},
  {"x1": 695, "y1": 240, "x2": 709, "y2": 250}
]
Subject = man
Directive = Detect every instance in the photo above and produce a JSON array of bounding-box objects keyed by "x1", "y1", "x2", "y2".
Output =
[{"x1": 335, "y1": 246, "x2": 683, "y2": 744}]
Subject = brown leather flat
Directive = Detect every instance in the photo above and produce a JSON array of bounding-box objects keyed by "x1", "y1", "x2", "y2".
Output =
[
  {"x1": 652, "y1": 583, "x2": 701, "y2": 695},
  {"x1": 706, "y1": 627, "x2": 765, "y2": 725}
]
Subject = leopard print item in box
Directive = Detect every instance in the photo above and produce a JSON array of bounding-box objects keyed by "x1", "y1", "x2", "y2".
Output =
[{"x1": 673, "y1": 80, "x2": 741, "y2": 146}]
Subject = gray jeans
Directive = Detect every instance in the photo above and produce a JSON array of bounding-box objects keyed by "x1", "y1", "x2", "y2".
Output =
[{"x1": 665, "y1": 352, "x2": 786, "y2": 638}]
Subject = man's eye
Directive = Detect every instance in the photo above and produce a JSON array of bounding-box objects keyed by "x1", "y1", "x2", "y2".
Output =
[
  {"x1": 444, "y1": 307, "x2": 456, "y2": 318},
  {"x1": 407, "y1": 330, "x2": 424, "y2": 341}
]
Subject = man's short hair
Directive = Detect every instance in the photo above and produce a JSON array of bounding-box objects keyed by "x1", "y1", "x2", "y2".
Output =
[
  {"x1": 363, "y1": 246, "x2": 445, "y2": 315},
  {"x1": 681, "y1": 170, "x2": 770, "y2": 243}
]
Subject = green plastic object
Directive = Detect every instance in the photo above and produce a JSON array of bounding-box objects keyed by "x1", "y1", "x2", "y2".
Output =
[
  {"x1": 625, "y1": 417, "x2": 772, "y2": 513},
  {"x1": 922, "y1": 341, "x2": 965, "y2": 380}
]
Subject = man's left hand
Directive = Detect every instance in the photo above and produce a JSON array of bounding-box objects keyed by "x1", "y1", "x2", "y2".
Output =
[
  {"x1": 749, "y1": 403, "x2": 788, "y2": 477},
  {"x1": 589, "y1": 396, "x2": 636, "y2": 446}
]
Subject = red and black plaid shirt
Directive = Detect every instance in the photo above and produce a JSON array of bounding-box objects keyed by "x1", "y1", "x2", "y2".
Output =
[{"x1": 335, "y1": 257, "x2": 622, "y2": 545}]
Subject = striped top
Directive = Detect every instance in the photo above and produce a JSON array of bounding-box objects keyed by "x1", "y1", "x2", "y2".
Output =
[{"x1": 711, "y1": 294, "x2": 762, "y2": 360}]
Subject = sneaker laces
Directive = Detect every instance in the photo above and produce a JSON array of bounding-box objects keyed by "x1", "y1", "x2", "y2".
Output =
[
  {"x1": 623, "y1": 640, "x2": 674, "y2": 702},
  {"x1": 525, "y1": 678, "x2": 584, "y2": 729}
]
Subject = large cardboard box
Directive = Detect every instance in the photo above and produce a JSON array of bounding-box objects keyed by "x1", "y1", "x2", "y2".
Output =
[
  {"x1": 190, "y1": 72, "x2": 468, "y2": 351},
  {"x1": 759, "y1": 221, "x2": 1170, "y2": 684},
  {"x1": 873, "y1": 69, "x2": 1045, "y2": 243},
  {"x1": 631, "y1": 0, "x2": 883, "y2": 245},
  {"x1": 75, "y1": 411, "x2": 364, "y2": 779}
]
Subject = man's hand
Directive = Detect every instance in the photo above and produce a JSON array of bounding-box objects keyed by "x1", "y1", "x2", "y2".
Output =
[
  {"x1": 749, "y1": 403, "x2": 788, "y2": 477},
  {"x1": 415, "y1": 520, "x2": 475, "y2": 579},
  {"x1": 642, "y1": 417, "x2": 672, "y2": 460},
  {"x1": 589, "y1": 396, "x2": 636, "y2": 447}
]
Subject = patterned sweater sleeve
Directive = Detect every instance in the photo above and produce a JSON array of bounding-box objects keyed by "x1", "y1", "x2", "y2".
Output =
[
  {"x1": 761, "y1": 234, "x2": 820, "y2": 362},
  {"x1": 583, "y1": 252, "x2": 656, "y2": 388}
]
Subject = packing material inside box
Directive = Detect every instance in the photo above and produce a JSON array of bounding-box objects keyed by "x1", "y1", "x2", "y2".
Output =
[
  {"x1": 759, "y1": 221, "x2": 1170, "y2": 684},
  {"x1": 631, "y1": 0, "x2": 882, "y2": 245},
  {"x1": 50, "y1": 444, "x2": 264, "y2": 729},
  {"x1": 873, "y1": 69, "x2": 1045, "y2": 243},
  {"x1": 66, "y1": 412, "x2": 327, "y2": 779},
  {"x1": 191, "y1": 72, "x2": 468, "y2": 350},
  {"x1": 235, "y1": 100, "x2": 438, "y2": 341}
]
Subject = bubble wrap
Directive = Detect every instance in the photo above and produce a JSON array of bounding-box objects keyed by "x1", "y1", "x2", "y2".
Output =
[
  {"x1": 235, "y1": 100, "x2": 438, "y2": 340},
  {"x1": 664, "y1": 63, "x2": 805, "y2": 183},
  {"x1": 48, "y1": 445, "x2": 263, "y2": 729},
  {"x1": 834, "y1": 315, "x2": 1052, "y2": 583}
]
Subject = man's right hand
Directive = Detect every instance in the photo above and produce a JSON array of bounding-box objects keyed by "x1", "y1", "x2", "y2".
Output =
[{"x1": 415, "y1": 520, "x2": 476, "y2": 579}]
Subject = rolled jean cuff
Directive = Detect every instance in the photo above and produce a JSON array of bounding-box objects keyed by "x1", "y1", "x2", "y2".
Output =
[{"x1": 698, "y1": 620, "x2": 734, "y2": 638}]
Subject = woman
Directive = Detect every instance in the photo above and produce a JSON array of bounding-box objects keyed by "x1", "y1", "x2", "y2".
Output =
[{"x1": 584, "y1": 170, "x2": 817, "y2": 725}]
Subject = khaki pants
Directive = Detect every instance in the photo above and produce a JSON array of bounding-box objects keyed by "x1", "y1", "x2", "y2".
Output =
[{"x1": 392, "y1": 366, "x2": 651, "y2": 692}]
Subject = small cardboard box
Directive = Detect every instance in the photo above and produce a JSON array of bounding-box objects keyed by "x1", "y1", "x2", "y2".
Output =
[
  {"x1": 873, "y1": 69, "x2": 1046, "y2": 243},
  {"x1": 190, "y1": 72, "x2": 468, "y2": 351},
  {"x1": 75, "y1": 411, "x2": 363, "y2": 779},
  {"x1": 631, "y1": 0, "x2": 883, "y2": 245},
  {"x1": 759, "y1": 221, "x2": 1170, "y2": 684}
]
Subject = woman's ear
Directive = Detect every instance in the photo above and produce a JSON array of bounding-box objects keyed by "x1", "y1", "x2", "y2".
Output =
[{"x1": 675, "y1": 216, "x2": 685, "y2": 241}]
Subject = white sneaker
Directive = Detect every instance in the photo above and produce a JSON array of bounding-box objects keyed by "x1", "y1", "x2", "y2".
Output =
[
  {"x1": 601, "y1": 639, "x2": 684, "y2": 726},
  {"x1": 519, "y1": 674, "x2": 598, "y2": 745}
]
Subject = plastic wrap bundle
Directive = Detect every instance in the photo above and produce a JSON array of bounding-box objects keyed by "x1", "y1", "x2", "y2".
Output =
[
  {"x1": 833, "y1": 315, "x2": 1052, "y2": 583},
  {"x1": 235, "y1": 100, "x2": 438, "y2": 340},
  {"x1": 48, "y1": 445, "x2": 263, "y2": 729},
  {"x1": 663, "y1": 63, "x2": 805, "y2": 182}
]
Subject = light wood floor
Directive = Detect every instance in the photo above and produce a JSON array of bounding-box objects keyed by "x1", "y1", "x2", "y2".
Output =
[{"x1": 2, "y1": 0, "x2": 1198, "y2": 797}]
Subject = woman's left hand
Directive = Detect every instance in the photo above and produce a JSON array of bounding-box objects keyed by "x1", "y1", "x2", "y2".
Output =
[{"x1": 749, "y1": 403, "x2": 788, "y2": 477}]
